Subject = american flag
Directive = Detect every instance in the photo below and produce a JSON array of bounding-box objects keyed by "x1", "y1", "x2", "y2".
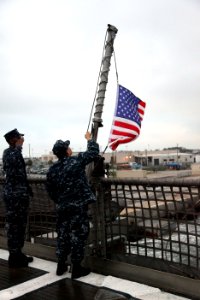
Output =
[{"x1": 108, "y1": 84, "x2": 146, "y2": 151}]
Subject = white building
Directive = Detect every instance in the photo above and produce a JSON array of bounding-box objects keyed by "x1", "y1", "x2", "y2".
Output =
[
  {"x1": 137, "y1": 152, "x2": 195, "y2": 167},
  {"x1": 103, "y1": 150, "x2": 196, "y2": 167},
  {"x1": 40, "y1": 151, "x2": 57, "y2": 163}
]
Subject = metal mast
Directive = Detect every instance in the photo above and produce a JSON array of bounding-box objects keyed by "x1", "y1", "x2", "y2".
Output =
[{"x1": 91, "y1": 24, "x2": 118, "y2": 141}]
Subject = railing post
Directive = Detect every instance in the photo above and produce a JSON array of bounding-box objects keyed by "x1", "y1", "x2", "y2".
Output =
[{"x1": 89, "y1": 178, "x2": 107, "y2": 258}]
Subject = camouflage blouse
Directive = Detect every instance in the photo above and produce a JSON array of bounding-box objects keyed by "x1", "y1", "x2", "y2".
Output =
[
  {"x1": 3, "y1": 146, "x2": 30, "y2": 198},
  {"x1": 46, "y1": 140, "x2": 99, "y2": 211}
]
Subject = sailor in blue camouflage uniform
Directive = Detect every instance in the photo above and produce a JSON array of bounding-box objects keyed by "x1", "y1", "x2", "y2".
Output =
[
  {"x1": 3, "y1": 129, "x2": 33, "y2": 268},
  {"x1": 46, "y1": 131, "x2": 99, "y2": 278}
]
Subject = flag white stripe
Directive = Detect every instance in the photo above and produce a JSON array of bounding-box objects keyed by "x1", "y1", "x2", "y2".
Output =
[
  {"x1": 138, "y1": 103, "x2": 145, "y2": 112},
  {"x1": 110, "y1": 133, "x2": 138, "y2": 139},
  {"x1": 139, "y1": 113, "x2": 144, "y2": 119}
]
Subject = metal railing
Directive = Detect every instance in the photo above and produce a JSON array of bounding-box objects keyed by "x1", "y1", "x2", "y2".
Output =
[
  {"x1": 0, "y1": 177, "x2": 57, "y2": 247},
  {"x1": 1, "y1": 176, "x2": 200, "y2": 280}
]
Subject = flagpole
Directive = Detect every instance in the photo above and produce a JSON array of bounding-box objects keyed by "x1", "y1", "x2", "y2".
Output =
[
  {"x1": 86, "y1": 24, "x2": 118, "y2": 180},
  {"x1": 91, "y1": 24, "x2": 118, "y2": 142}
]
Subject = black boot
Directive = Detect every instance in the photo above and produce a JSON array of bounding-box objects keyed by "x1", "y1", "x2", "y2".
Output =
[
  {"x1": 8, "y1": 253, "x2": 28, "y2": 268},
  {"x1": 19, "y1": 252, "x2": 33, "y2": 263},
  {"x1": 56, "y1": 260, "x2": 69, "y2": 276},
  {"x1": 71, "y1": 262, "x2": 90, "y2": 279}
]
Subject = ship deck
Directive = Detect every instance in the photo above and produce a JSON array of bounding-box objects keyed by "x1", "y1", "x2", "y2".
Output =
[{"x1": 0, "y1": 249, "x2": 189, "y2": 300}]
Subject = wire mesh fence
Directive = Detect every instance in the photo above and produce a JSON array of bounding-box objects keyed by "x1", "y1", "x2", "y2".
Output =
[{"x1": 100, "y1": 177, "x2": 200, "y2": 278}]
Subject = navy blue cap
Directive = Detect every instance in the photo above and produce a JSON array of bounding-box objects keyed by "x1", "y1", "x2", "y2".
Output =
[
  {"x1": 52, "y1": 140, "x2": 70, "y2": 157},
  {"x1": 4, "y1": 129, "x2": 24, "y2": 141}
]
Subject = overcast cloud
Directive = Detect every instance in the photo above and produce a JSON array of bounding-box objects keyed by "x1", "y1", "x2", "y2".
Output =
[{"x1": 0, "y1": 0, "x2": 200, "y2": 157}]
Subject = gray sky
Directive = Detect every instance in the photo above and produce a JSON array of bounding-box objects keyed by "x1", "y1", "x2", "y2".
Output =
[{"x1": 0, "y1": 0, "x2": 200, "y2": 157}]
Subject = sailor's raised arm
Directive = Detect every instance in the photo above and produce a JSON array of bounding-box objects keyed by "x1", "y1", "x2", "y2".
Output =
[{"x1": 78, "y1": 132, "x2": 99, "y2": 165}]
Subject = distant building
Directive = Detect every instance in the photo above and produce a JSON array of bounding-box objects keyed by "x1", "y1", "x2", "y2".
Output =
[
  {"x1": 40, "y1": 151, "x2": 57, "y2": 163},
  {"x1": 136, "y1": 152, "x2": 195, "y2": 167},
  {"x1": 103, "y1": 150, "x2": 196, "y2": 167},
  {"x1": 102, "y1": 151, "x2": 134, "y2": 164},
  {"x1": 195, "y1": 155, "x2": 200, "y2": 163},
  {"x1": 40, "y1": 150, "x2": 80, "y2": 163},
  {"x1": 38, "y1": 149, "x2": 197, "y2": 168}
]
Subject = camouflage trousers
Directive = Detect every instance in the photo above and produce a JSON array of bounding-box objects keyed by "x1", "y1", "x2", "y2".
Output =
[
  {"x1": 56, "y1": 208, "x2": 90, "y2": 263},
  {"x1": 4, "y1": 195, "x2": 29, "y2": 254}
]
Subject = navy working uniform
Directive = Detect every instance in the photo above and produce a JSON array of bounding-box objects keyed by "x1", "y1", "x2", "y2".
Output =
[
  {"x1": 46, "y1": 133, "x2": 99, "y2": 278},
  {"x1": 3, "y1": 129, "x2": 33, "y2": 267}
]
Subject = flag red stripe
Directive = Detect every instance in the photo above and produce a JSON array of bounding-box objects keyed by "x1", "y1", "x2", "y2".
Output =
[
  {"x1": 110, "y1": 137, "x2": 133, "y2": 143},
  {"x1": 109, "y1": 137, "x2": 134, "y2": 150},
  {"x1": 138, "y1": 108, "x2": 144, "y2": 116},
  {"x1": 139, "y1": 100, "x2": 146, "y2": 108},
  {"x1": 111, "y1": 129, "x2": 138, "y2": 138},
  {"x1": 113, "y1": 120, "x2": 140, "y2": 133}
]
